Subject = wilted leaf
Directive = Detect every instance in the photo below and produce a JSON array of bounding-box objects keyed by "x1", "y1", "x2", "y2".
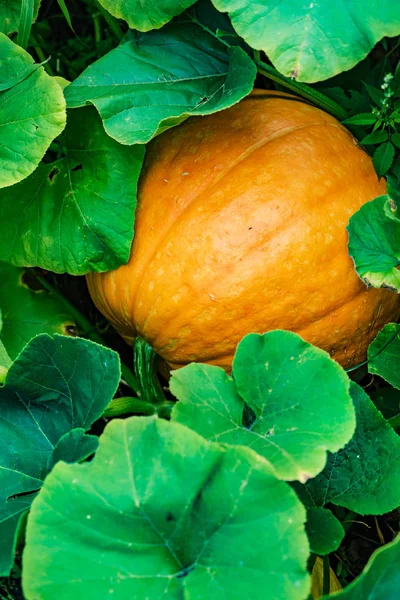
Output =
[
  {"x1": 23, "y1": 417, "x2": 310, "y2": 600},
  {"x1": 171, "y1": 331, "x2": 355, "y2": 482},
  {"x1": 311, "y1": 557, "x2": 342, "y2": 599}
]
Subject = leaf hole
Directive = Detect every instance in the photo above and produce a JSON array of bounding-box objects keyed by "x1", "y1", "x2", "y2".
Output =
[
  {"x1": 48, "y1": 167, "x2": 60, "y2": 183},
  {"x1": 71, "y1": 164, "x2": 83, "y2": 172}
]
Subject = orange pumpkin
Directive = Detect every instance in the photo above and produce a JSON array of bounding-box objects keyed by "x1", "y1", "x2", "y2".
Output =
[{"x1": 87, "y1": 90, "x2": 400, "y2": 370}]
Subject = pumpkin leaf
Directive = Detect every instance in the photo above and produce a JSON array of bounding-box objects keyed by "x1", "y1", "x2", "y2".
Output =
[
  {"x1": 373, "y1": 142, "x2": 395, "y2": 177},
  {"x1": 0, "y1": 334, "x2": 120, "y2": 576},
  {"x1": 294, "y1": 383, "x2": 400, "y2": 515},
  {"x1": 97, "y1": 0, "x2": 197, "y2": 31},
  {"x1": 171, "y1": 331, "x2": 355, "y2": 483},
  {"x1": 368, "y1": 323, "x2": 400, "y2": 390},
  {"x1": 47, "y1": 429, "x2": 99, "y2": 471},
  {"x1": 64, "y1": 22, "x2": 256, "y2": 145},
  {"x1": 0, "y1": 106, "x2": 145, "y2": 275},
  {"x1": 210, "y1": 1, "x2": 400, "y2": 83},
  {"x1": 23, "y1": 417, "x2": 310, "y2": 600},
  {"x1": 0, "y1": 0, "x2": 40, "y2": 35},
  {"x1": 347, "y1": 194, "x2": 400, "y2": 292},
  {"x1": 321, "y1": 535, "x2": 400, "y2": 599},
  {"x1": 0, "y1": 263, "x2": 76, "y2": 360},
  {"x1": 306, "y1": 507, "x2": 344, "y2": 556},
  {"x1": 0, "y1": 34, "x2": 66, "y2": 189}
]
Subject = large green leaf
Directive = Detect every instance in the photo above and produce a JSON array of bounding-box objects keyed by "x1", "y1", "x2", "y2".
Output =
[
  {"x1": 295, "y1": 383, "x2": 400, "y2": 515},
  {"x1": 0, "y1": 106, "x2": 144, "y2": 274},
  {"x1": 368, "y1": 323, "x2": 400, "y2": 390},
  {"x1": 347, "y1": 195, "x2": 400, "y2": 291},
  {"x1": 211, "y1": 1, "x2": 400, "y2": 83},
  {"x1": 0, "y1": 263, "x2": 76, "y2": 360},
  {"x1": 0, "y1": 0, "x2": 40, "y2": 35},
  {"x1": 97, "y1": 0, "x2": 197, "y2": 31},
  {"x1": 23, "y1": 417, "x2": 310, "y2": 600},
  {"x1": 322, "y1": 535, "x2": 400, "y2": 599},
  {"x1": 171, "y1": 332, "x2": 355, "y2": 482},
  {"x1": 0, "y1": 334, "x2": 120, "y2": 576},
  {"x1": 64, "y1": 22, "x2": 256, "y2": 145},
  {"x1": 0, "y1": 34, "x2": 66, "y2": 188}
]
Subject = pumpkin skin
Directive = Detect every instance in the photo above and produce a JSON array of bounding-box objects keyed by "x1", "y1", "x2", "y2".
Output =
[{"x1": 87, "y1": 90, "x2": 400, "y2": 370}]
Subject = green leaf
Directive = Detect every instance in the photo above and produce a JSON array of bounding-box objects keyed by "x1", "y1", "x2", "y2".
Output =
[
  {"x1": 391, "y1": 132, "x2": 400, "y2": 149},
  {"x1": 362, "y1": 82, "x2": 385, "y2": 106},
  {"x1": 347, "y1": 194, "x2": 400, "y2": 291},
  {"x1": 0, "y1": 263, "x2": 76, "y2": 360},
  {"x1": 47, "y1": 429, "x2": 99, "y2": 471},
  {"x1": 368, "y1": 323, "x2": 400, "y2": 389},
  {"x1": 373, "y1": 142, "x2": 395, "y2": 177},
  {"x1": 211, "y1": 1, "x2": 400, "y2": 83},
  {"x1": 0, "y1": 34, "x2": 66, "y2": 188},
  {"x1": 97, "y1": 0, "x2": 197, "y2": 31},
  {"x1": 0, "y1": 0, "x2": 40, "y2": 35},
  {"x1": 295, "y1": 383, "x2": 400, "y2": 515},
  {"x1": 342, "y1": 113, "x2": 377, "y2": 125},
  {"x1": 306, "y1": 507, "x2": 344, "y2": 556},
  {"x1": 64, "y1": 23, "x2": 256, "y2": 145},
  {"x1": 361, "y1": 130, "x2": 389, "y2": 145},
  {"x1": 322, "y1": 535, "x2": 400, "y2": 599},
  {"x1": 0, "y1": 333, "x2": 120, "y2": 576},
  {"x1": 0, "y1": 107, "x2": 145, "y2": 274},
  {"x1": 171, "y1": 331, "x2": 355, "y2": 483},
  {"x1": 23, "y1": 417, "x2": 310, "y2": 600}
]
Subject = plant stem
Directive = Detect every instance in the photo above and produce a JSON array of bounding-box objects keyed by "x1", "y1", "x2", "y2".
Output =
[
  {"x1": 93, "y1": 12, "x2": 102, "y2": 45},
  {"x1": 104, "y1": 396, "x2": 175, "y2": 418},
  {"x1": 95, "y1": 1, "x2": 124, "y2": 41},
  {"x1": 254, "y1": 54, "x2": 348, "y2": 121},
  {"x1": 33, "y1": 271, "x2": 140, "y2": 394},
  {"x1": 322, "y1": 555, "x2": 330, "y2": 596},
  {"x1": 30, "y1": 34, "x2": 54, "y2": 76},
  {"x1": 341, "y1": 509, "x2": 360, "y2": 533}
]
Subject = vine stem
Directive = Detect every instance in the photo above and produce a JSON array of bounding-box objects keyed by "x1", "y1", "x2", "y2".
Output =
[
  {"x1": 322, "y1": 555, "x2": 331, "y2": 596},
  {"x1": 254, "y1": 53, "x2": 348, "y2": 121},
  {"x1": 104, "y1": 396, "x2": 175, "y2": 418},
  {"x1": 33, "y1": 271, "x2": 140, "y2": 395}
]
